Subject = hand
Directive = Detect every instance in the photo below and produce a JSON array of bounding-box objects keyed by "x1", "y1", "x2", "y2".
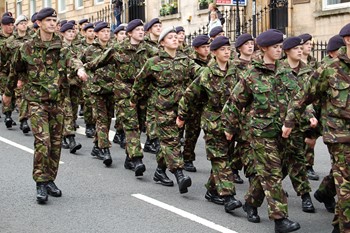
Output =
[
  {"x1": 77, "y1": 68, "x2": 88, "y2": 82},
  {"x1": 176, "y1": 117, "x2": 185, "y2": 128},
  {"x1": 224, "y1": 131, "x2": 233, "y2": 141},
  {"x1": 305, "y1": 138, "x2": 316, "y2": 148},
  {"x1": 309, "y1": 117, "x2": 318, "y2": 128},
  {"x1": 2, "y1": 94, "x2": 11, "y2": 106},
  {"x1": 282, "y1": 125, "x2": 292, "y2": 138},
  {"x1": 17, "y1": 80, "x2": 23, "y2": 88}
]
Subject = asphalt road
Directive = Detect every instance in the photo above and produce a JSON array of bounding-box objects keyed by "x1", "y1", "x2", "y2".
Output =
[{"x1": 0, "y1": 112, "x2": 335, "y2": 233}]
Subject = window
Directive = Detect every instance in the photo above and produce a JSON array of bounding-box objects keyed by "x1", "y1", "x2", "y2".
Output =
[
  {"x1": 58, "y1": 0, "x2": 66, "y2": 12},
  {"x1": 323, "y1": 0, "x2": 350, "y2": 10},
  {"x1": 16, "y1": 0, "x2": 22, "y2": 15},
  {"x1": 95, "y1": 0, "x2": 104, "y2": 5},
  {"x1": 160, "y1": 0, "x2": 178, "y2": 16},
  {"x1": 30, "y1": 0, "x2": 37, "y2": 17},
  {"x1": 75, "y1": 0, "x2": 84, "y2": 9},
  {"x1": 43, "y1": 0, "x2": 52, "y2": 7}
]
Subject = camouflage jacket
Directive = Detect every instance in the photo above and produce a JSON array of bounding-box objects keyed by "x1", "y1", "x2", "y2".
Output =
[
  {"x1": 222, "y1": 59, "x2": 303, "y2": 138},
  {"x1": 130, "y1": 49, "x2": 199, "y2": 111},
  {"x1": 178, "y1": 60, "x2": 238, "y2": 131},
  {"x1": 144, "y1": 35, "x2": 159, "y2": 48},
  {"x1": 307, "y1": 55, "x2": 320, "y2": 70},
  {"x1": 285, "y1": 46, "x2": 350, "y2": 143},
  {"x1": 0, "y1": 30, "x2": 12, "y2": 76},
  {"x1": 4, "y1": 30, "x2": 83, "y2": 102},
  {"x1": 189, "y1": 51, "x2": 211, "y2": 67}
]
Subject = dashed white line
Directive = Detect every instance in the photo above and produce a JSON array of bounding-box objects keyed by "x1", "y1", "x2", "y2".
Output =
[{"x1": 132, "y1": 193, "x2": 238, "y2": 233}]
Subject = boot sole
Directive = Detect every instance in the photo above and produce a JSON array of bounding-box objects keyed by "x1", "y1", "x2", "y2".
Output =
[
  {"x1": 225, "y1": 201, "x2": 243, "y2": 212},
  {"x1": 124, "y1": 164, "x2": 135, "y2": 171},
  {"x1": 205, "y1": 195, "x2": 224, "y2": 205},
  {"x1": 153, "y1": 176, "x2": 174, "y2": 186},
  {"x1": 103, "y1": 158, "x2": 113, "y2": 167},
  {"x1": 242, "y1": 204, "x2": 261, "y2": 223},
  {"x1": 135, "y1": 164, "x2": 146, "y2": 176},
  {"x1": 22, "y1": 126, "x2": 30, "y2": 134},
  {"x1": 275, "y1": 224, "x2": 300, "y2": 233},
  {"x1": 70, "y1": 144, "x2": 82, "y2": 154},
  {"x1": 179, "y1": 178, "x2": 192, "y2": 194},
  {"x1": 36, "y1": 196, "x2": 48, "y2": 204},
  {"x1": 5, "y1": 121, "x2": 12, "y2": 128},
  {"x1": 47, "y1": 189, "x2": 62, "y2": 197}
]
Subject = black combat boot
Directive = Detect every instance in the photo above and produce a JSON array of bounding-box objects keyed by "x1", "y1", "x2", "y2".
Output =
[
  {"x1": 4, "y1": 111, "x2": 13, "y2": 128},
  {"x1": 184, "y1": 161, "x2": 197, "y2": 172},
  {"x1": 124, "y1": 154, "x2": 135, "y2": 171},
  {"x1": 152, "y1": 138, "x2": 161, "y2": 153},
  {"x1": 332, "y1": 224, "x2": 340, "y2": 233},
  {"x1": 19, "y1": 119, "x2": 31, "y2": 134},
  {"x1": 46, "y1": 181, "x2": 62, "y2": 197},
  {"x1": 85, "y1": 124, "x2": 95, "y2": 138},
  {"x1": 223, "y1": 195, "x2": 242, "y2": 212},
  {"x1": 301, "y1": 193, "x2": 315, "y2": 213},
  {"x1": 62, "y1": 137, "x2": 69, "y2": 149},
  {"x1": 36, "y1": 182, "x2": 48, "y2": 204},
  {"x1": 120, "y1": 131, "x2": 126, "y2": 149},
  {"x1": 132, "y1": 157, "x2": 146, "y2": 176},
  {"x1": 67, "y1": 135, "x2": 82, "y2": 154},
  {"x1": 306, "y1": 166, "x2": 319, "y2": 180},
  {"x1": 113, "y1": 130, "x2": 122, "y2": 144},
  {"x1": 173, "y1": 169, "x2": 192, "y2": 194},
  {"x1": 205, "y1": 190, "x2": 224, "y2": 205},
  {"x1": 143, "y1": 136, "x2": 157, "y2": 154},
  {"x1": 274, "y1": 218, "x2": 300, "y2": 233},
  {"x1": 314, "y1": 190, "x2": 336, "y2": 213},
  {"x1": 153, "y1": 165, "x2": 174, "y2": 186},
  {"x1": 232, "y1": 169, "x2": 244, "y2": 184},
  {"x1": 243, "y1": 202, "x2": 260, "y2": 223},
  {"x1": 102, "y1": 148, "x2": 112, "y2": 167},
  {"x1": 91, "y1": 142, "x2": 103, "y2": 160}
]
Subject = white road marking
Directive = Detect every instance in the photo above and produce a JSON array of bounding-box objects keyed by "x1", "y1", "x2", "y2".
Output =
[
  {"x1": 0, "y1": 136, "x2": 64, "y2": 164},
  {"x1": 132, "y1": 193, "x2": 238, "y2": 233}
]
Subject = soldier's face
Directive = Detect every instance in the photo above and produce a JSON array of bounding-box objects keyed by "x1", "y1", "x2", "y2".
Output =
[
  {"x1": 212, "y1": 45, "x2": 231, "y2": 62},
  {"x1": 38, "y1": 17, "x2": 57, "y2": 34},
  {"x1": 151, "y1": 23, "x2": 162, "y2": 36},
  {"x1": 285, "y1": 45, "x2": 302, "y2": 61},
  {"x1": 177, "y1": 31, "x2": 185, "y2": 43},
  {"x1": 262, "y1": 43, "x2": 282, "y2": 61},
  {"x1": 63, "y1": 29, "x2": 76, "y2": 42},
  {"x1": 116, "y1": 30, "x2": 127, "y2": 42},
  {"x1": 160, "y1": 32, "x2": 179, "y2": 50},
  {"x1": 16, "y1": 21, "x2": 28, "y2": 32},
  {"x1": 302, "y1": 40, "x2": 312, "y2": 55},
  {"x1": 1, "y1": 23, "x2": 14, "y2": 35},
  {"x1": 85, "y1": 28, "x2": 95, "y2": 40},
  {"x1": 238, "y1": 40, "x2": 254, "y2": 56},
  {"x1": 195, "y1": 44, "x2": 210, "y2": 59},
  {"x1": 130, "y1": 26, "x2": 144, "y2": 42},
  {"x1": 96, "y1": 28, "x2": 111, "y2": 43}
]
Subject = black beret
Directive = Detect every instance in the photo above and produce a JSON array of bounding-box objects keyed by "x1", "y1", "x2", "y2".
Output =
[
  {"x1": 1, "y1": 16, "x2": 15, "y2": 25},
  {"x1": 299, "y1": 33, "x2": 312, "y2": 44},
  {"x1": 68, "y1": 20, "x2": 76, "y2": 25},
  {"x1": 327, "y1": 35, "x2": 345, "y2": 52},
  {"x1": 256, "y1": 29, "x2": 284, "y2": 47},
  {"x1": 282, "y1": 36, "x2": 303, "y2": 50},
  {"x1": 60, "y1": 20, "x2": 68, "y2": 26},
  {"x1": 83, "y1": 23, "x2": 94, "y2": 31},
  {"x1": 235, "y1": 33, "x2": 254, "y2": 48},
  {"x1": 114, "y1": 25, "x2": 126, "y2": 34},
  {"x1": 143, "y1": 22, "x2": 149, "y2": 31},
  {"x1": 126, "y1": 19, "x2": 143, "y2": 32},
  {"x1": 79, "y1": 18, "x2": 89, "y2": 25},
  {"x1": 209, "y1": 26, "x2": 224, "y2": 38},
  {"x1": 94, "y1": 22, "x2": 109, "y2": 32},
  {"x1": 33, "y1": 22, "x2": 39, "y2": 29},
  {"x1": 145, "y1": 18, "x2": 161, "y2": 31},
  {"x1": 2, "y1": 12, "x2": 13, "y2": 18},
  {"x1": 176, "y1": 26, "x2": 185, "y2": 33},
  {"x1": 36, "y1": 7, "x2": 57, "y2": 21},
  {"x1": 60, "y1": 23, "x2": 75, "y2": 32},
  {"x1": 31, "y1": 12, "x2": 38, "y2": 23},
  {"x1": 192, "y1": 35, "x2": 210, "y2": 47},
  {"x1": 94, "y1": 21, "x2": 103, "y2": 26},
  {"x1": 210, "y1": 36, "x2": 230, "y2": 51},
  {"x1": 339, "y1": 23, "x2": 350, "y2": 37}
]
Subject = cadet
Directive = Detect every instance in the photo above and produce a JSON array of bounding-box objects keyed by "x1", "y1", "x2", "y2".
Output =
[
  {"x1": 177, "y1": 36, "x2": 243, "y2": 213},
  {"x1": 176, "y1": 26, "x2": 192, "y2": 55},
  {"x1": 130, "y1": 27, "x2": 198, "y2": 194},
  {"x1": 144, "y1": 18, "x2": 161, "y2": 46},
  {"x1": 2, "y1": 7, "x2": 88, "y2": 204},
  {"x1": 222, "y1": 29, "x2": 300, "y2": 232},
  {"x1": 113, "y1": 24, "x2": 127, "y2": 43},
  {"x1": 282, "y1": 23, "x2": 350, "y2": 233},
  {"x1": 78, "y1": 18, "x2": 89, "y2": 38},
  {"x1": 209, "y1": 26, "x2": 224, "y2": 40}
]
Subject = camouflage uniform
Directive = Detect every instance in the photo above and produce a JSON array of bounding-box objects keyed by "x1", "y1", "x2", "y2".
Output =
[
  {"x1": 285, "y1": 46, "x2": 350, "y2": 231},
  {"x1": 178, "y1": 59, "x2": 237, "y2": 196},
  {"x1": 4, "y1": 31, "x2": 83, "y2": 183},
  {"x1": 130, "y1": 49, "x2": 199, "y2": 172},
  {"x1": 222, "y1": 59, "x2": 298, "y2": 220}
]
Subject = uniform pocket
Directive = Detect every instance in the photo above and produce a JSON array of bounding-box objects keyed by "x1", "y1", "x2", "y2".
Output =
[{"x1": 329, "y1": 77, "x2": 350, "y2": 108}]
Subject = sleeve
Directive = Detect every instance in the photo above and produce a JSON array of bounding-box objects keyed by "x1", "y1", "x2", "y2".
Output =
[{"x1": 130, "y1": 59, "x2": 153, "y2": 104}]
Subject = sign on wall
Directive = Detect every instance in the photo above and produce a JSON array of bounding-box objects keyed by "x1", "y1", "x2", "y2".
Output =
[{"x1": 216, "y1": 0, "x2": 248, "y2": 6}]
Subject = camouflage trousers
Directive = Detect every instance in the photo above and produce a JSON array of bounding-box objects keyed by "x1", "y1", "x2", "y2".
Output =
[
  {"x1": 29, "y1": 101, "x2": 64, "y2": 183},
  {"x1": 305, "y1": 144, "x2": 315, "y2": 167},
  {"x1": 183, "y1": 108, "x2": 202, "y2": 162},
  {"x1": 62, "y1": 88, "x2": 75, "y2": 136},
  {"x1": 327, "y1": 143, "x2": 350, "y2": 232},
  {"x1": 118, "y1": 99, "x2": 143, "y2": 159},
  {"x1": 283, "y1": 131, "x2": 312, "y2": 196},
  {"x1": 82, "y1": 84, "x2": 95, "y2": 125},
  {"x1": 146, "y1": 101, "x2": 158, "y2": 140},
  {"x1": 113, "y1": 105, "x2": 123, "y2": 131},
  {"x1": 156, "y1": 109, "x2": 184, "y2": 172},
  {"x1": 250, "y1": 136, "x2": 288, "y2": 220},
  {"x1": 92, "y1": 94, "x2": 114, "y2": 149},
  {"x1": 234, "y1": 140, "x2": 255, "y2": 178},
  {"x1": 70, "y1": 85, "x2": 82, "y2": 124},
  {"x1": 19, "y1": 97, "x2": 29, "y2": 121},
  {"x1": 318, "y1": 169, "x2": 336, "y2": 199}
]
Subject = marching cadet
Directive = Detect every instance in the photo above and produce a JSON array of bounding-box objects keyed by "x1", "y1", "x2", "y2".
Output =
[
  {"x1": 29, "y1": 12, "x2": 38, "y2": 34},
  {"x1": 2, "y1": 7, "x2": 88, "y2": 204},
  {"x1": 130, "y1": 27, "x2": 199, "y2": 193},
  {"x1": 282, "y1": 23, "x2": 350, "y2": 233},
  {"x1": 222, "y1": 29, "x2": 301, "y2": 232},
  {"x1": 60, "y1": 22, "x2": 83, "y2": 154},
  {"x1": 4, "y1": 15, "x2": 32, "y2": 134},
  {"x1": 176, "y1": 26, "x2": 192, "y2": 55},
  {"x1": 177, "y1": 36, "x2": 243, "y2": 213},
  {"x1": 0, "y1": 15, "x2": 15, "y2": 127},
  {"x1": 144, "y1": 18, "x2": 161, "y2": 46},
  {"x1": 78, "y1": 18, "x2": 89, "y2": 38},
  {"x1": 209, "y1": 26, "x2": 225, "y2": 40},
  {"x1": 113, "y1": 24, "x2": 127, "y2": 43},
  {"x1": 182, "y1": 34, "x2": 212, "y2": 173}
]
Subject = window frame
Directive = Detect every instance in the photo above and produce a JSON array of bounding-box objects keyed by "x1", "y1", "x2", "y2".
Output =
[
  {"x1": 75, "y1": 0, "x2": 84, "y2": 10},
  {"x1": 58, "y1": 0, "x2": 67, "y2": 13},
  {"x1": 322, "y1": 0, "x2": 350, "y2": 10},
  {"x1": 30, "y1": 0, "x2": 37, "y2": 17},
  {"x1": 42, "y1": 0, "x2": 52, "y2": 8},
  {"x1": 16, "y1": 0, "x2": 23, "y2": 16},
  {"x1": 94, "y1": 0, "x2": 104, "y2": 5}
]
